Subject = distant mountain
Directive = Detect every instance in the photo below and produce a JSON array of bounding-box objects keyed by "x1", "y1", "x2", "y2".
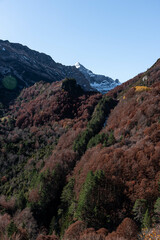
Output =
[
  {"x1": 75, "y1": 62, "x2": 120, "y2": 94},
  {"x1": 0, "y1": 40, "x2": 120, "y2": 106},
  {"x1": 0, "y1": 40, "x2": 91, "y2": 106}
]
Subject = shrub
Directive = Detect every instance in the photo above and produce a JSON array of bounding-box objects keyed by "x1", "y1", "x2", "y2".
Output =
[
  {"x1": 36, "y1": 233, "x2": 59, "y2": 240},
  {"x1": 0, "y1": 213, "x2": 11, "y2": 235},
  {"x1": 133, "y1": 199, "x2": 147, "y2": 223},
  {"x1": 134, "y1": 86, "x2": 151, "y2": 92},
  {"x1": 63, "y1": 221, "x2": 86, "y2": 240},
  {"x1": 0, "y1": 195, "x2": 16, "y2": 214},
  {"x1": 106, "y1": 218, "x2": 138, "y2": 240},
  {"x1": 13, "y1": 208, "x2": 38, "y2": 240},
  {"x1": 80, "y1": 228, "x2": 107, "y2": 240}
]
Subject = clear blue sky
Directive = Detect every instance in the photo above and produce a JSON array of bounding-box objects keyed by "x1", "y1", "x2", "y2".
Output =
[{"x1": 0, "y1": 0, "x2": 160, "y2": 82}]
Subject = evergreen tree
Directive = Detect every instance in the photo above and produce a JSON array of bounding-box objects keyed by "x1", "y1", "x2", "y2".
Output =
[
  {"x1": 133, "y1": 199, "x2": 147, "y2": 223},
  {"x1": 154, "y1": 197, "x2": 160, "y2": 223},
  {"x1": 142, "y1": 209, "x2": 151, "y2": 229},
  {"x1": 7, "y1": 221, "x2": 18, "y2": 237},
  {"x1": 106, "y1": 131, "x2": 116, "y2": 146},
  {"x1": 75, "y1": 170, "x2": 110, "y2": 228}
]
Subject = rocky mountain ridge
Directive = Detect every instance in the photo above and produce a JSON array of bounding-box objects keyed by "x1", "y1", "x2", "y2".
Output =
[
  {"x1": 0, "y1": 40, "x2": 91, "y2": 106},
  {"x1": 75, "y1": 62, "x2": 120, "y2": 94},
  {"x1": 0, "y1": 40, "x2": 119, "y2": 107}
]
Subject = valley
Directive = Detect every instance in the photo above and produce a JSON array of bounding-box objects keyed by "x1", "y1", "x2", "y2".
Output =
[{"x1": 0, "y1": 42, "x2": 159, "y2": 240}]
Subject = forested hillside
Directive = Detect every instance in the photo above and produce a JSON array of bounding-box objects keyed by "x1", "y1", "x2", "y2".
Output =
[{"x1": 0, "y1": 59, "x2": 160, "y2": 239}]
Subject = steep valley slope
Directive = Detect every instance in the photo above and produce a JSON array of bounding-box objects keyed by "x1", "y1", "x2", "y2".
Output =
[{"x1": 0, "y1": 59, "x2": 160, "y2": 239}]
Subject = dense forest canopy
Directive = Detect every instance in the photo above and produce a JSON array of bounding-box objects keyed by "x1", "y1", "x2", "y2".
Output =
[{"x1": 0, "y1": 62, "x2": 160, "y2": 239}]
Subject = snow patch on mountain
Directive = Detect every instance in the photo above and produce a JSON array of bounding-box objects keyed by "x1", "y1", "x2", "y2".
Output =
[{"x1": 75, "y1": 62, "x2": 120, "y2": 94}]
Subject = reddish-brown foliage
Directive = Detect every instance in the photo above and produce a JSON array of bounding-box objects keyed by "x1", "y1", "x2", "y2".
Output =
[
  {"x1": 80, "y1": 227, "x2": 108, "y2": 240},
  {"x1": 0, "y1": 213, "x2": 11, "y2": 234},
  {"x1": 1, "y1": 62, "x2": 160, "y2": 239},
  {"x1": 105, "y1": 218, "x2": 138, "y2": 240},
  {"x1": 13, "y1": 208, "x2": 38, "y2": 239},
  {"x1": 13, "y1": 81, "x2": 101, "y2": 128},
  {"x1": 36, "y1": 234, "x2": 59, "y2": 240},
  {"x1": 0, "y1": 195, "x2": 16, "y2": 212},
  {"x1": 63, "y1": 221, "x2": 86, "y2": 240},
  {"x1": 42, "y1": 128, "x2": 81, "y2": 173},
  {"x1": 70, "y1": 83, "x2": 160, "y2": 234},
  {"x1": 116, "y1": 218, "x2": 138, "y2": 239},
  {"x1": 28, "y1": 188, "x2": 40, "y2": 203}
]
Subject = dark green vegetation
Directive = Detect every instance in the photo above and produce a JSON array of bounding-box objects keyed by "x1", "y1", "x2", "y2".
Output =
[
  {"x1": 62, "y1": 78, "x2": 84, "y2": 96},
  {"x1": 73, "y1": 96, "x2": 117, "y2": 155},
  {"x1": 0, "y1": 56, "x2": 160, "y2": 240},
  {"x1": 55, "y1": 169, "x2": 124, "y2": 236},
  {"x1": 75, "y1": 170, "x2": 124, "y2": 229}
]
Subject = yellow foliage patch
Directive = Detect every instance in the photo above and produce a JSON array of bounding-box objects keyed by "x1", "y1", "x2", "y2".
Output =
[
  {"x1": 0, "y1": 116, "x2": 9, "y2": 122},
  {"x1": 139, "y1": 227, "x2": 160, "y2": 239},
  {"x1": 134, "y1": 86, "x2": 151, "y2": 92}
]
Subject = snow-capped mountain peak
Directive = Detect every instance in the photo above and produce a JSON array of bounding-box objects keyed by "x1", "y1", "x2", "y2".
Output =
[
  {"x1": 74, "y1": 62, "x2": 120, "y2": 94},
  {"x1": 75, "y1": 62, "x2": 81, "y2": 69}
]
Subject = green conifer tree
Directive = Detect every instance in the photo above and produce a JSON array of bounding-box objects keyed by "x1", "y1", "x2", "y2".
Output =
[
  {"x1": 142, "y1": 209, "x2": 151, "y2": 229},
  {"x1": 7, "y1": 221, "x2": 18, "y2": 237},
  {"x1": 133, "y1": 199, "x2": 147, "y2": 223},
  {"x1": 154, "y1": 197, "x2": 160, "y2": 223}
]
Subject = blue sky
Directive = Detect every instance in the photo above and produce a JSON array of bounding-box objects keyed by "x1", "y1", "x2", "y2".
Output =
[{"x1": 0, "y1": 0, "x2": 160, "y2": 82}]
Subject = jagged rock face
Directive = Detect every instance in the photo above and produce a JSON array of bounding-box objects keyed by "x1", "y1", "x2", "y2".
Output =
[
  {"x1": 75, "y1": 62, "x2": 120, "y2": 94},
  {"x1": 0, "y1": 40, "x2": 91, "y2": 106}
]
